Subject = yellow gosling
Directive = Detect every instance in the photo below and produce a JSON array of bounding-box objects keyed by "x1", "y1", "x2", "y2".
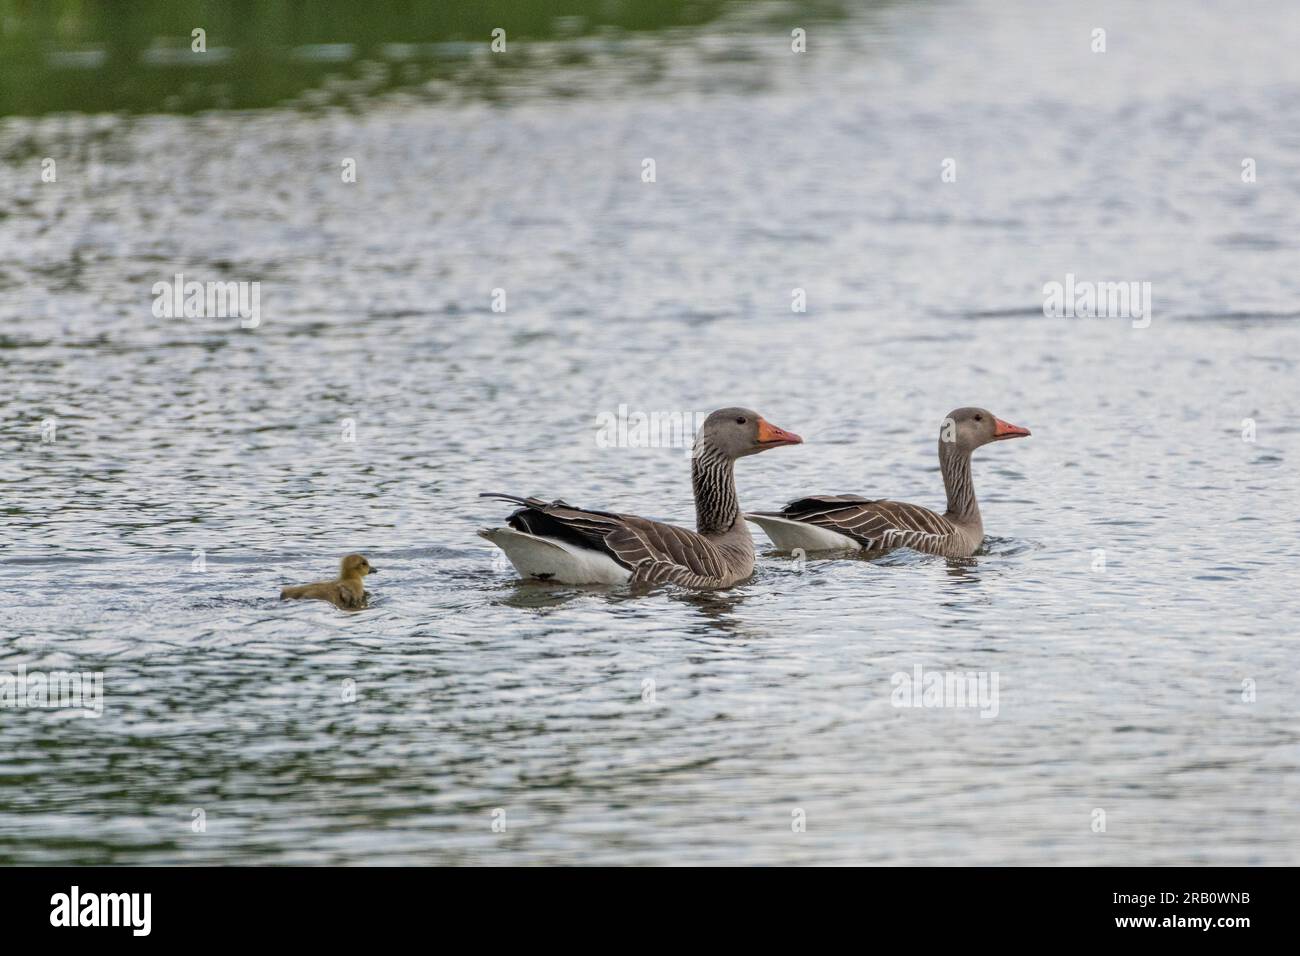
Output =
[{"x1": 280, "y1": 553, "x2": 376, "y2": 610}]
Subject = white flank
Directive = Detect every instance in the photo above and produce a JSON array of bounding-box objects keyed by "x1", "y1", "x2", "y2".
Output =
[
  {"x1": 479, "y1": 527, "x2": 632, "y2": 585},
  {"x1": 744, "y1": 514, "x2": 863, "y2": 552}
]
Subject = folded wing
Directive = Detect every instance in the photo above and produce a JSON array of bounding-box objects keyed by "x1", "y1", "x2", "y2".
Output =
[
  {"x1": 483, "y1": 493, "x2": 732, "y2": 587},
  {"x1": 766, "y1": 495, "x2": 958, "y2": 553}
]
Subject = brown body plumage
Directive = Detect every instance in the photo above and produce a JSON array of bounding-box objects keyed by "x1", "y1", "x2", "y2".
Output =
[{"x1": 280, "y1": 553, "x2": 377, "y2": 609}]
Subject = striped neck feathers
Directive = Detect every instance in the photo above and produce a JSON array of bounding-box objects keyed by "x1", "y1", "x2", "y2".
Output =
[
  {"x1": 938, "y1": 439, "x2": 980, "y2": 525},
  {"x1": 691, "y1": 440, "x2": 740, "y2": 535}
]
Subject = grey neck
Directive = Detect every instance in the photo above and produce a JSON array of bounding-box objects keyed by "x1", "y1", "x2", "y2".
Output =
[
  {"x1": 939, "y1": 440, "x2": 981, "y2": 526},
  {"x1": 692, "y1": 440, "x2": 740, "y2": 535}
]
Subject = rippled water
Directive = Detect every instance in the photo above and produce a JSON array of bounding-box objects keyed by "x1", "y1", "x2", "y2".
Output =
[{"x1": 3, "y1": 0, "x2": 1299, "y2": 864}]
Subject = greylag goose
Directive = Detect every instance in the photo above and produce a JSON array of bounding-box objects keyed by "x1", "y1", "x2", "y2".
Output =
[
  {"x1": 280, "y1": 553, "x2": 377, "y2": 609},
  {"x1": 746, "y1": 407, "x2": 1029, "y2": 558},
  {"x1": 479, "y1": 407, "x2": 803, "y2": 588}
]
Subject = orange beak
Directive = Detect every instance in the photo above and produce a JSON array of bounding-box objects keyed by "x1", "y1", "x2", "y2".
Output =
[
  {"x1": 992, "y1": 417, "x2": 1031, "y2": 440},
  {"x1": 756, "y1": 418, "x2": 803, "y2": 447}
]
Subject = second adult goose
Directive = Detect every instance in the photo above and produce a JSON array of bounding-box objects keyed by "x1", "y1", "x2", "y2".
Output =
[
  {"x1": 746, "y1": 407, "x2": 1029, "y2": 558},
  {"x1": 480, "y1": 407, "x2": 803, "y2": 588}
]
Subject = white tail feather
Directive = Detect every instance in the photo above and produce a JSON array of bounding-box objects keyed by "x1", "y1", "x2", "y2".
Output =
[
  {"x1": 479, "y1": 527, "x2": 631, "y2": 585},
  {"x1": 744, "y1": 514, "x2": 863, "y2": 553}
]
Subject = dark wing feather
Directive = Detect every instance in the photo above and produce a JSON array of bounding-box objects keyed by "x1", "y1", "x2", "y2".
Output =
[
  {"x1": 501, "y1": 499, "x2": 625, "y2": 553},
  {"x1": 755, "y1": 494, "x2": 874, "y2": 515}
]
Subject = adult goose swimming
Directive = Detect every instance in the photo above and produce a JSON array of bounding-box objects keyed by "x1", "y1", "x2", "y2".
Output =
[
  {"x1": 746, "y1": 407, "x2": 1030, "y2": 559},
  {"x1": 479, "y1": 407, "x2": 803, "y2": 588}
]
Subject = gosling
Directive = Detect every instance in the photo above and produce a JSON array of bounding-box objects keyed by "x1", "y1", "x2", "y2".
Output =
[{"x1": 280, "y1": 553, "x2": 377, "y2": 610}]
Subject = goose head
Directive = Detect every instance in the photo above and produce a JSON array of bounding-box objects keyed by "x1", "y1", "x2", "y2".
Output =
[
  {"x1": 340, "y1": 553, "x2": 377, "y2": 579},
  {"x1": 697, "y1": 407, "x2": 803, "y2": 459},
  {"x1": 941, "y1": 407, "x2": 1030, "y2": 454}
]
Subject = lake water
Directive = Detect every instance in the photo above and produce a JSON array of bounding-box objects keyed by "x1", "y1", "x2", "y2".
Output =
[{"x1": 2, "y1": 0, "x2": 1298, "y2": 865}]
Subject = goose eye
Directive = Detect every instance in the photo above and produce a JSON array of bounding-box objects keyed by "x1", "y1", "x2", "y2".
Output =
[
  {"x1": 974, "y1": 414, "x2": 982, "y2": 422},
  {"x1": 735, "y1": 417, "x2": 746, "y2": 425}
]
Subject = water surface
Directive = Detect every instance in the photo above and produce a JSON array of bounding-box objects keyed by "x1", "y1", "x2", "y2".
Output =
[{"x1": 2, "y1": 0, "x2": 1298, "y2": 864}]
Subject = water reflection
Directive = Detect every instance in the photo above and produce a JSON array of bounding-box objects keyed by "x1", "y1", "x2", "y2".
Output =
[
  {"x1": 670, "y1": 588, "x2": 752, "y2": 632},
  {"x1": 493, "y1": 579, "x2": 623, "y2": 609},
  {"x1": 490, "y1": 575, "x2": 752, "y2": 631}
]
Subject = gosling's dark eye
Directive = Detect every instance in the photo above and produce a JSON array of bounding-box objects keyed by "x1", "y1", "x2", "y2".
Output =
[
  {"x1": 974, "y1": 414, "x2": 982, "y2": 422},
  {"x1": 735, "y1": 417, "x2": 746, "y2": 425}
]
